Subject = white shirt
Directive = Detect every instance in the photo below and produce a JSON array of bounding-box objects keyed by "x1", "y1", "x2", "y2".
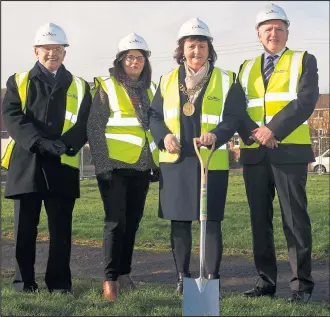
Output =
[{"x1": 263, "y1": 47, "x2": 287, "y2": 69}]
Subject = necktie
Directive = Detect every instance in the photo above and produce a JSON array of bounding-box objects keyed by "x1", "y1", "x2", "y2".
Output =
[{"x1": 264, "y1": 55, "x2": 278, "y2": 87}]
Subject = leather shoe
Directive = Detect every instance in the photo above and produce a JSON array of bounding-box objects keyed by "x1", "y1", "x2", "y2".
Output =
[
  {"x1": 207, "y1": 274, "x2": 222, "y2": 299},
  {"x1": 103, "y1": 280, "x2": 118, "y2": 302},
  {"x1": 288, "y1": 291, "x2": 312, "y2": 303},
  {"x1": 23, "y1": 282, "x2": 39, "y2": 293},
  {"x1": 50, "y1": 288, "x2": 72, "y2": 294},
  {"x1": 118, "y1": 274, "x2": 136, "y2": 292},
  {"x1": 176, "y1": 272, "x2": 191, "y2": 295},
  {"x1": 242, "y1": 287, "x2": 275, "y2": 298}
]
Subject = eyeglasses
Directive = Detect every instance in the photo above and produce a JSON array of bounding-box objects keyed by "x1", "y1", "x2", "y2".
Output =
[
  {"x1": 37, "y1": 46, "x2": 65, "y2": 53},
  {"x1": 125, "y1": 55, "x2": 145, "y2": 63}
]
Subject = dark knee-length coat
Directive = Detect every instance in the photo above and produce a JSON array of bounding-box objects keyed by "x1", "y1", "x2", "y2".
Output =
[
  {"x1": 149, "y1": 64, "x2": 246, "y2": 221},
  {"x1": 2, "y1": 62, "x2": 92, "y2": 199}
]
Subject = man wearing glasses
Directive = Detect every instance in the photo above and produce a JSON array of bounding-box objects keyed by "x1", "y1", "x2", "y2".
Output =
[{"x1": 2, "y1": 22, "x2": 92, "y2": 294}]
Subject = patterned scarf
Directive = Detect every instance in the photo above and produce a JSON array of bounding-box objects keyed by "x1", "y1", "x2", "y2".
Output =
[
  {"x1": 184, "y1": 61, "x2": 209, "y2": 104},
  {"x1": 117, "y1": 72, "x2": 150, "y2": 131}
]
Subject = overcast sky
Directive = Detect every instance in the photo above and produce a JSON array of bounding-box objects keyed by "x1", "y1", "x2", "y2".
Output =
[{"x1": 1, "y1": 1, "x2": 329, "y2": 93}]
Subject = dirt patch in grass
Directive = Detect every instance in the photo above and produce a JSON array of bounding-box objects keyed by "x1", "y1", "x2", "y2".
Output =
[{"x1": 2, "y1": 239, "x2": 329, "y2": 303}]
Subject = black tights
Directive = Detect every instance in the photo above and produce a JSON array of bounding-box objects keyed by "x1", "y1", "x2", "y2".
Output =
[{"x1": 170, "y1": 220, "x2": 223, "y2": 276}]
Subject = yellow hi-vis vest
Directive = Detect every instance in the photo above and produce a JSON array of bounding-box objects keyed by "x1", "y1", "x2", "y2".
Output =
[
  {"x1": 90, "y1": 76, "x2": 108, "y2": 99},
  {"x1": 239, "y1": 50, "x2": 310, "y2": 149},
  {"x1": 159, "y1": 66, "x2": 234, "y2": 170},
  {"x1": 94, "y1": 76, "x2": 159, "y2": 167},
  {"x1": 1, "y1": 71, "x2": 86, "y2": 170}
]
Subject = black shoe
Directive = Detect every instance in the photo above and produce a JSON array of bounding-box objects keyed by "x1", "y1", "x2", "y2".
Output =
[
  {"x1": 49, "y1": 287, "x2": 72, "y2": 294},
  {"x1": 23, "y1": 282, "x2": 39, "y2": 293},
  {"x1": 207, "y1": 274, "x2": 222, "y2": 299},
  {"x1": 207, "y1": 274, "x2": 219, "y2": 279},
  {"x1": 242, "y1": 287, "x2": 275, "y2": 298},
  {"x1": 175, "y1": 272, "x2": 191, "y2": 295},
  {"x1": 288, "y1": 291, "x2": 312, "y2": 303}
]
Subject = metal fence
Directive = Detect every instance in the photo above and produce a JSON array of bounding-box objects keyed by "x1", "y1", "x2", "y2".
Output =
[
  {"x1": 79, "y1": 144, "x2": 96, "y2": 179},
  {"x1": 79, "y1": 137, "x2": 330, "y2": 178},
  {"x1": 311, "y1": 136, "x2": 330, "y2": 158}
]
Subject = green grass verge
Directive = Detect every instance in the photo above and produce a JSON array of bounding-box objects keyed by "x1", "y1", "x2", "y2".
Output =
[
  {"x1": 2, "y1": 172, "x2": 329, "y2": 259},
  {"x1": 1, "y1": 276, "x2": 329, "y2": 316}
]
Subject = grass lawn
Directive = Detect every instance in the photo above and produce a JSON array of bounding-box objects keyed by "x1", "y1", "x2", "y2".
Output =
[
  {"x1": 1, "y1": 172, "x2": 329, "y2": 316},
  {"x1": 2, "y1": 172, "x2": 329, "y2": 259},
  {"x1": 1, "y1": 275, "x2": 330, "y2": 316}
]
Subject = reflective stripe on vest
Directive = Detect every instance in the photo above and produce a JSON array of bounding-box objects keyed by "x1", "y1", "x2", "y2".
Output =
[
  {"x1": 90, "y1": 76, "x2": 108, "y2": 100},
  {"x1": 1, "y1": 72, "x2": 30, "y2": 170},
  {"x1": 159, "y1": 67, "x2": 234, "y2": 170},
  {"x1": 95, "y1": 76, "x2": 159, "y2": 166},
  {"x1": 1, "y1": 72, "x2": 85, "y2": 170},
  {"x1": 239, "y1": 50, "x2": 310, "y2": 149},
  {"x1": 61, "y1": 75, "x2": 86, "y2": 168}
]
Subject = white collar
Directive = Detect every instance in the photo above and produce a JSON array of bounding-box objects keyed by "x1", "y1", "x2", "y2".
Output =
[{"x1": 264, "y1": 47, "x2": 287, "y2": 59}]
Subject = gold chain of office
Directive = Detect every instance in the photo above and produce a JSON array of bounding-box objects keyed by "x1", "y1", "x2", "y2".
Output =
[{"x1": 179, "y1": 75, "x2": 210, "y2": 116}]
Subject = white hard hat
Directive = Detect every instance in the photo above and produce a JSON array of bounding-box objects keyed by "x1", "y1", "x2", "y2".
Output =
[
  {"x1": 255, "y1": 3, "x2": 290, "y2": 29},
  {"x1": 177, "y1": 17, "x2": 213, "y2": 42},
  {"x1": 34, "y1": 23, "x2": 69, "y2": 47},
  {"x1": 117, "y1": 33, "x2": 151, "y2": 57}
]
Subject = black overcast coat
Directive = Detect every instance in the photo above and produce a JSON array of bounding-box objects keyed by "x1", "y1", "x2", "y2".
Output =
[{"x1": 2, "y1": 62, "x2": 92, "y2": 198}]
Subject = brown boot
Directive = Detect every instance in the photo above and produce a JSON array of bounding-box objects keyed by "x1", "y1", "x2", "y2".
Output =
[
  {"x1": 103, "y1": 281, "x2": 119, "y2": 302},
  {"x1": 118, "y1": 274, "x2": 137, "y2": 292}
]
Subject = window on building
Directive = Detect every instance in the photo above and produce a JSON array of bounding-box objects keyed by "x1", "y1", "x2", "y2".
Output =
[{"x1": 233, "y1": 134, "x2": 240, "y2": 148}]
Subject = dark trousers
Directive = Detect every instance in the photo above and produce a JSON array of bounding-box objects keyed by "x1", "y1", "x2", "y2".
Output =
[
  {"x1": 14, "y1": 193, "x2": 75, "y2": 291},
  {"x1": 243, "y1": 157, "x2": 314, "y2": 294},
  {"x1": 170, "y1": 220, "x2": 223, "y2": 276},
  {"x1": 97, "y1": 169, "x2": 150, "y2": 281}
]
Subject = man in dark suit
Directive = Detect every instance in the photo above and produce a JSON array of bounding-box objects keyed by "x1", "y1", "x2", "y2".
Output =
[
  {"x1": 2, "y1": 22, "x2": 91, "y2": 293},
  {"x1": 236, "y1": 3, "x2": 319, "y2": 303}
]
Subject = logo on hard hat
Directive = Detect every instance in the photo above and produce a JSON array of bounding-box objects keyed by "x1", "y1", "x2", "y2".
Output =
[
  {"x1": 265, "y1": 9, "x2": 278, "y2": 14},
  {"x1": 42, "y1": 32, "x2": 56, "y2": 37},
  {"x1": 192, "y1": 25, "x2": 204, "y2": 30},
  {"x1": 129, "y1": 39, "x2": 142, "y2": 43}
]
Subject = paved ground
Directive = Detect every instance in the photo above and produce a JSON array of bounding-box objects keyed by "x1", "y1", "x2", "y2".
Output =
[{"x1": 2, "y1": 239, "x2": 329, "y2": 303}]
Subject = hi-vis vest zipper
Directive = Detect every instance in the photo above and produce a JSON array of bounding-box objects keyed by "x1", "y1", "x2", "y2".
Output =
[
  {"x1": 1, "y1": 72, "x2": 85, "y2": 170},
  {"x1": 92, "y1": 76, "x2": 159, "y2": 167},
  {"x1": 159, "y1": 67, "x2": 234, "y2": 170},
  {"x1": 239, "y1": 50, "x2": 311, "y2": 149}
]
